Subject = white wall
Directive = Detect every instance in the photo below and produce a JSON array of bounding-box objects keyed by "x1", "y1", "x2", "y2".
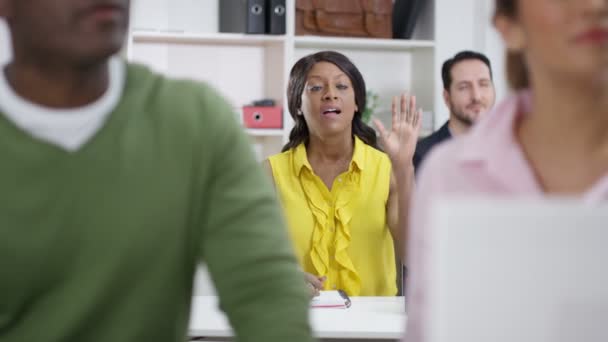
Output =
[
  {"x1": 434, "y1": 0, "x2": 507, "y2": 127},
  {"x1": 130, "y1": 0, "x2": 218, "y2": 33},
  {"x1": 0, "y1": 19, "x2": 10, "y2": 66}
]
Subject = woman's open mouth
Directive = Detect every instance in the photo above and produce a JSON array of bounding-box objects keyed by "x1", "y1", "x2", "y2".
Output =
[{"x1": 322, "y1": 108, "x2": 342, "y2": 115}]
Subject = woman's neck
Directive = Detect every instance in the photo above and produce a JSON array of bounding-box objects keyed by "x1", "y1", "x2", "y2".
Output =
[
  {"x1": 517, "y1": 71, "x2": 608, "y2": 193},
  {"x1": 307, "y1": 133, "x2": 353, "y2": 164},
  {"x1": 523, "y1": 72, "x2": 608, "y2": 155}
]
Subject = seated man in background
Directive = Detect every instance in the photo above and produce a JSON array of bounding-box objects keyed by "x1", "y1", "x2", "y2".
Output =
[
  {"x1": 413, "y1": 50, "x2": 496, "y2": 170},
  {"x1": 0, "y1": 1, "x2": 313, "y2": 341}
]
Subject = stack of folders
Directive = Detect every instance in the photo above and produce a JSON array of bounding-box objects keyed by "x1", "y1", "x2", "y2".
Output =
[{"x1": 310, "y1": 290, "x2": 352, "y2": 309}]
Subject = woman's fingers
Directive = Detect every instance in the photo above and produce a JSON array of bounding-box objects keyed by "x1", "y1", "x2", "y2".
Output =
[
  {"x1": 408, "y1": 95, "x2": 417, "y2": 124},
  {"x1": 308, "y1": 283, "x2": 320, "y2": 297},
  {"x1": 386, "y1": 93, "x2": 422, "y2": 138},
  {"x1": 305, "y1": 273, "x2": 326, "y2": 290},
  {"x1": 399, "y1": 93, "x2": 407, "y2": 124},
  {"x1": 414, "y1": 108, "x2": 423, "y2": 131},
  {"x1": 391, "y1": 95, "x2": 399, "y2": 130},
  {"x1": 373, "y1": 118, "x2": 389, "y2": 141}
]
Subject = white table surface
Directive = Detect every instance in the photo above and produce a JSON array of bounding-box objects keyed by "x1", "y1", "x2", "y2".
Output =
[{"x1": 188, "y1": 296, "x2": 406, "y2": 340}]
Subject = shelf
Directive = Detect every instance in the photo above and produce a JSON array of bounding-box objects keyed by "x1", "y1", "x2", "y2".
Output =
[
  {"x1": 130, "y1": 32, "x2": 433, "y2": 51},
  {"x1": 131, "y1": 31, "x2": 286, "y2": 47},
  {"x1": 294, "y1": 36, "x2": 435, "y2": 51},
  {"x1": 246, "y1": 128, "x2": 285, "y2": 137}
]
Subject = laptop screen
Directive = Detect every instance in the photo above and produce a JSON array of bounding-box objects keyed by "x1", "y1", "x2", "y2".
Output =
[{"x1": 427, "y1": 198, "x2": 608, "y2": 342}]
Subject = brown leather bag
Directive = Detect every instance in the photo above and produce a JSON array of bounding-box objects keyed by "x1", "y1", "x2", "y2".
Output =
[{"x1": 296, "y1": 0, "x2": 393, "y2": 39}]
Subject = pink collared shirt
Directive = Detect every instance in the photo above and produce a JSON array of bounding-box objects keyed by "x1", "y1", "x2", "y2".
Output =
[{"x1": 404, "y1": 90, "x2": 608, "y2": 342}]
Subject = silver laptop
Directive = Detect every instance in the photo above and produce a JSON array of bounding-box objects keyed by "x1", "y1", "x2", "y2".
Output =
[{"x1": 427, "y1": 198, "x2": 608, "y2": 342}]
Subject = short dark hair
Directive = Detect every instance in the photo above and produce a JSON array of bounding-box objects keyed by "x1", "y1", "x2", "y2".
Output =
[
  {"x1": 441, "y1": 50, "x2": 493, "y2": 90},
  {"x1": 283, "y1": 50, "x2": 378, "y2": 152}
]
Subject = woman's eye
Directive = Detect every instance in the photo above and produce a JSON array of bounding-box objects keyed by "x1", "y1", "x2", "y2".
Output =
[
  {"x1": 337, "y1": 84, "x2": 348, "y2": 90},
  {"x1": 309, "y1": 85, "x2": 323, "y2": 92}
]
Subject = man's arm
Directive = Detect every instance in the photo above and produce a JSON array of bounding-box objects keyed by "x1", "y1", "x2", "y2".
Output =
[
  {"x1": 197, "y1": 90, "x2": 313, "y2": 342},
  {"x1": 412, "y1": 138, "x2": 429, "y2": 172}
]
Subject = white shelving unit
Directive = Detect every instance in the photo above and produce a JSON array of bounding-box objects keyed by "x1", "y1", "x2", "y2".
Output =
[
  {"x1": 131, "y1": 31, "x2": 286, "y2": 46},
  {"x1": 246, "y1": 128, "x2": 284, "y2": 137},
  {"x1": 0, "y1": 21, "x2": 10, "y2": 66},
  {"x1": 293, "y1": 36, "x2": 435, "y2": 51},
  {"x1": 127, "y1": 0, "x2": 440, "y2": 160}
]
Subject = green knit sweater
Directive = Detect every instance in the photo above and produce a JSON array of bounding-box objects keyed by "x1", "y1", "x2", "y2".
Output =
[{"x1": 0, "y1": 63, "x2": 313, "y2": 342}]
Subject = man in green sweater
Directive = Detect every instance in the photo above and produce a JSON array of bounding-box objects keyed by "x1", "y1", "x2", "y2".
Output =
[{"x1": 0, "y1": 1, "x2": 313, "y2": 341}]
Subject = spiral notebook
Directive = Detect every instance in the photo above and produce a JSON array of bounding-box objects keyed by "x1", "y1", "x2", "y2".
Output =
[{"x1": 310, "y1": 290, "x2": 351, "y2": 309}]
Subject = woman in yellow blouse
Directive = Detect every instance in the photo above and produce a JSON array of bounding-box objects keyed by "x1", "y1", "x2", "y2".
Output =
[{"x1": 264, "y1": 51, "x2": 421, "y2": 296}]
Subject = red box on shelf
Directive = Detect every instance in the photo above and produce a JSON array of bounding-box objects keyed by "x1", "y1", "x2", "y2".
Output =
[{"x1": 242, "y1": 106, "x2": 283, "y2": 129}]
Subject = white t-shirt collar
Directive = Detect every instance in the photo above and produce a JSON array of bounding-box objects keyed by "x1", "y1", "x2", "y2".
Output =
[{"x1": 0, "y1": 56, "x2": 126, "y2": 151}]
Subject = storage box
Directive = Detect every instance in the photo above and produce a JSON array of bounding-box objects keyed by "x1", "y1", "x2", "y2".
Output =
[{"x1": 242, "y1": 106, "x2": 283, "y2": 129}]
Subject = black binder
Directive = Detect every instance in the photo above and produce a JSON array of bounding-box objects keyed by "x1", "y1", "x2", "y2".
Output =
[
  {"x1": 219, "y1": 0, "x2": 266, "y2": 34},
  {"x1": 247, "y1": 0, "x2": 266, "y2": 34},
  {"x1": 393, "y1": 0, "x2": 426, "y2": 39},
  {"x1": 266, "y1": 0, "x2": 286, "y2": 35}
]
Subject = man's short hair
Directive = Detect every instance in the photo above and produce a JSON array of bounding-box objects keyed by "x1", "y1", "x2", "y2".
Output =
[{"x1": 442, "y1": 50, "x2": 493, "y2": 90}]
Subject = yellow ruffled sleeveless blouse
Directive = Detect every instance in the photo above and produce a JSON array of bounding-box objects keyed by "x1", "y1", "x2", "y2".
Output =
[{"x1": 268, "y1": 137, "x2": 396, "y2": 296}]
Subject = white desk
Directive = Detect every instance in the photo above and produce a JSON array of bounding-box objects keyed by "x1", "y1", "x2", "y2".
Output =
[{"x1": 188, "y1": 296, "x2": 406, "y2": 341}]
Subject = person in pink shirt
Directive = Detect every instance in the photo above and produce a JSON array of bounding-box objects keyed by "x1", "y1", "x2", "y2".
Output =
[{"x1": 405, "y1": 0, "x2": 608, "y2": 340}]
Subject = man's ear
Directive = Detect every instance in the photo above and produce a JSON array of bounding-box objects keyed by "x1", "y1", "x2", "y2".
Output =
[{"x1": 442, "y1": 89, "x2": 450, "y2": 108}]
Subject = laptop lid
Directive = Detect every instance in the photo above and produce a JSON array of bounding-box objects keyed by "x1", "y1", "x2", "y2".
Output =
[{"x1": 427, "y1": 198, "x2": 608, "y2": 342}]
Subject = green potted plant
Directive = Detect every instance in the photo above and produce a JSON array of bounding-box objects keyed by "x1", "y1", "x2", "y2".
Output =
[{"x1": 362, "y1": 90, "x2": 379, "y2": 124}]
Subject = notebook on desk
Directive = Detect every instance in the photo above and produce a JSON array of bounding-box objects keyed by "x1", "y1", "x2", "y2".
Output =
[
  {"x1": 426, "y1": 198, "x2": 608, "y2": 342},
  {"x1": 311, "y1": 290, "x2": 351, "y2": 309}
]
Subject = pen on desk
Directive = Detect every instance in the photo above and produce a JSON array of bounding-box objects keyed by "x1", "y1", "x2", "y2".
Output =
[{"x1": 337, "y1": 289, "x2": 352, "y2": 308}]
